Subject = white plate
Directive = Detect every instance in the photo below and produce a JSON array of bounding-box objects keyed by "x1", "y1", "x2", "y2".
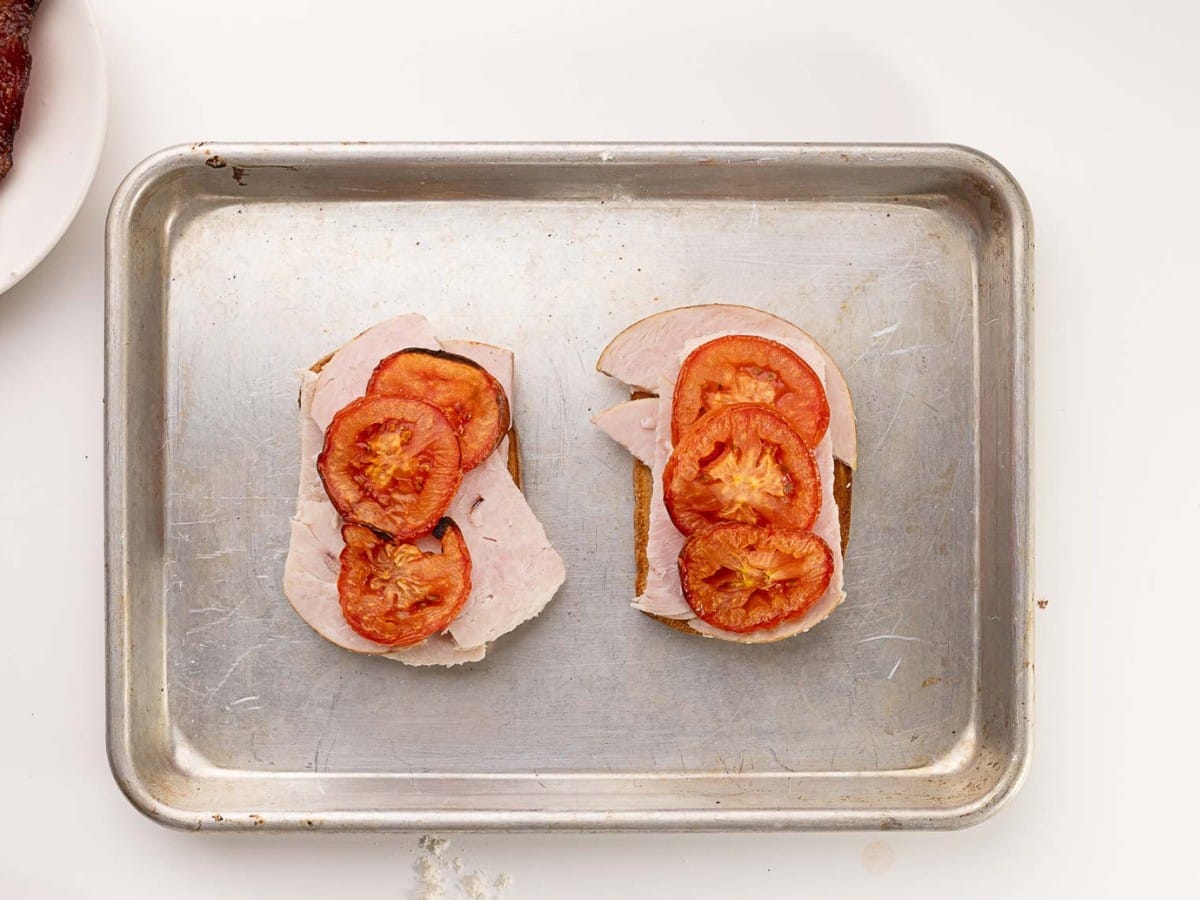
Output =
[{"x1": 0, "y1": 0, "x2": 107, "y2": 296}]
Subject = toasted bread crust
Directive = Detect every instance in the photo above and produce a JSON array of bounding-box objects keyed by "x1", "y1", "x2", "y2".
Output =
[
  {"x1": 505, "y1": 426, "x2": 522, "y2": 490},
  {"x1": 634, "y1": 413, "x2": 853, "y2": 638},
  {"x1": 833, "y1": 459, "x2": 852, "y2": 555},
  {"x1": 310, "y1": 349, "x2": 336, "y2": 374}
]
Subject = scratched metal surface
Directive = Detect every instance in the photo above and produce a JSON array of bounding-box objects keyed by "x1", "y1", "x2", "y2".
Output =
[{"x1": 105, "y1": 144, "x2": 1032, "y2": 831}]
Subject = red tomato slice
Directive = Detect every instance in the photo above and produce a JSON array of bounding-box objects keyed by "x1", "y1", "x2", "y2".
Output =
[
  {"x1": 318, "y1": 395, "x2": 462, "y2": 541},
  {"x1": 663, "y1": 403, "x2": 821, "y2": 535},
  {"x1": 672, "y1": 335, "x2": 829, "y2": 448},
  {"x1": 338, "y1": 518, "x2": 472, "y2": 646},
  {"x1": 367, "y1": 349, "x2": 509, "y2": 471},
  {"x1": 679, "y1": 523, "x2": 833, "y2": 633}
]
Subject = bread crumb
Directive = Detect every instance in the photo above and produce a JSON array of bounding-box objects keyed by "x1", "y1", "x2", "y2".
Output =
[
  {"x1": 414, "y1": 834, "x2": 509, "y2": 899},
  {"x1": 416, "y1": 835, "x2": 449, "y2": 899},
  {"x1": 419, "y1": 834, "x2": 449, "y2": 856},
  {"x1": 461, "y1": 872, "x2": 489, "y2": 899},
  {"x1": 417, "y1": 856, "x2": 443, "y2": 900}
]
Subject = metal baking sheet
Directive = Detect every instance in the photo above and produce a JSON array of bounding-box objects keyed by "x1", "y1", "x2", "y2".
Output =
[{"x1": 105, "y1": 143, "x2": 1032, "y2": 831}]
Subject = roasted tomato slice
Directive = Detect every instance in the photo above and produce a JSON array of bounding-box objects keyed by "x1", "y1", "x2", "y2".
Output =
[
  {"x1": 663, "y1": 403, "x2": 820, "y2": 535},
  {"x1": 318, "y1": 395, "x2": 462, "y2": 540},
  {"x1": 338, "y1": 518, "x2": 472, "y2": 646},
  {"x1": 679, "y1": 523, "x2": 833, "y2": 633},
  {"x1": 672, "y1": 335, "x2": 830, "y2": 448},
  {"x1": 367, "y1": 348, "x2": 510, "y2": 471}
]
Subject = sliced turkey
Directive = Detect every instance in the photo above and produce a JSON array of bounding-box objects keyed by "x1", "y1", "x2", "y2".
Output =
[
  {"x1": 590, "y1": 397, "x2": 658, "y2": 467},
  {"x1": 442, "y1": 451, "x2": 567, "y2": 648}
]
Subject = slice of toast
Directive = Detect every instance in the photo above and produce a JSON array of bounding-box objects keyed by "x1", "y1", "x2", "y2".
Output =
[
  {"x1": 595, "y1": 304, "x2": 855, "y2": 641},
  {"x1": 283, "y1": 322, "x2": 557, "y2": 667}
]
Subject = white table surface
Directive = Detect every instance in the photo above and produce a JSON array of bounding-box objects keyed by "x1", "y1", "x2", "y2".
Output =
[{"x1": 2, "y1": 0, "x2": 1197, "y2": 896}]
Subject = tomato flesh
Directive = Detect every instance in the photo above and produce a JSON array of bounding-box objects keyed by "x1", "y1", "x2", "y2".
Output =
[
  {"x1": 367, "y1": 348, "x2": 509, "y2": 471},
  {"x1": 318, "y1": 395, "x2": 462, "y2": 541},
  {"x1": 338, "y1": 518, "x2": 472, "y2": 646},
  {"x1": 663, "y1": 403, "x2": 821, "y2": 535},
  {"x1": 679, "y1": 523, "x2": 833, "y2": 633},
  {"x1": 672, "y1": 335, "x2": 829, "y2": 448}
]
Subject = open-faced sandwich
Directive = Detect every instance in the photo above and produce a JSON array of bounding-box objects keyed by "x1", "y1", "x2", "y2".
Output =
[
  {"x1": 283, "y1": 314, "x2": 566, "y2": 666},
  {"x1": 593, "y1": 304, "x2": 856, "y2": 642}
]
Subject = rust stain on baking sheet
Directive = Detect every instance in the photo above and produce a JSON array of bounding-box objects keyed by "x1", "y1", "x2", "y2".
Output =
[
  {"x1": 227, "y1": 163, "x2": 300, "y2": 186},
  {"x1": 1037, "y1": 597, "x2": 1048, "y2": 609},
  {"x1": 205, "y1": 156, "x2": 227, "y2": 169}
]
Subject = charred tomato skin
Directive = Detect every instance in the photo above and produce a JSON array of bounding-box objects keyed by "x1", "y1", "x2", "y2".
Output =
[
  {"x1": 663, "y1": 403, "x2": 821, "y2": 536},
  {"x1": 338, "y1": 518, "x2": 473, "y2": 646},
  {"x1": 679, "y1": 523, "x2": 834, "y2": 633},
  {"x1": 367, "y1": 348, "x2": 510, "y2": 471},
  {"x1": 672, "y1": 334, "x2": 830, "y2": 449},
  {"x1": 318, "y1": 394, "x2": 462, "y2": 541}
]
